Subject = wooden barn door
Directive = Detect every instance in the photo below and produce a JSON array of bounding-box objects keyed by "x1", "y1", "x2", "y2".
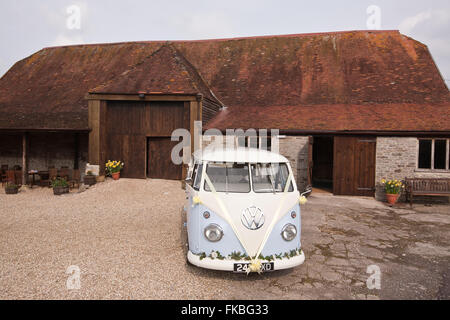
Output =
[
  {"x1": 333, "y1": 136, "x2": 376, "y2": 196},
  {"x1": 106, "y1": 100, "x2": 187, "y2": 180},
  {"x1": 147, "y1": 138, "x2": 182, "y2": 180},
  {"x1": 106, "y1": 101, "x2": 147, "y2": 178}
]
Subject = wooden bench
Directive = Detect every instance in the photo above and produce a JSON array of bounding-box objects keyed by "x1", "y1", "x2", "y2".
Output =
[{"x1": 405, "y1": 178, "x2": 450, "y2": 207}]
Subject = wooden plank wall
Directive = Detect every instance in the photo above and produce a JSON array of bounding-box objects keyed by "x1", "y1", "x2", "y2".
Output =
[
  {"x1": 333, "y1": 136, "x2": 376, "y2": 196},
  {"x1": 88, "y1": 100, "x2": 107, "y2": 173},
  {"x1": 105, "y1": 100, "x2": 188, "y2": 179}
]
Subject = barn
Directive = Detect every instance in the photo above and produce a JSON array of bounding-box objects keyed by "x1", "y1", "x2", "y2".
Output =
[{"x1": 0, "y1": 30, "x2": 449, "y2": 199}]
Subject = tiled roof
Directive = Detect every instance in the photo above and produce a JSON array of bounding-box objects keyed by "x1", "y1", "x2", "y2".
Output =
[
  {"x1": 205, "y1": 103, "x2": 450, "y2": 132},
  {"x1": 90, "y1": 44, "x2": 218, "y2": 103},
  {"x1": 0, "y1": 30, "x2": 448, "y2": 131}
]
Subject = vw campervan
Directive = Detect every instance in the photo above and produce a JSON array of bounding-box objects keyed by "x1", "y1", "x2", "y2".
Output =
[{"x1": 185, "y1": 147, "x2": 306, "y2": 273}]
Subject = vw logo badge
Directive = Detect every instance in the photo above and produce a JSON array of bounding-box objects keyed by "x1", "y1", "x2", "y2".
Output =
[{"x1": 241, "y1": 206, "x2": 265, "y2": 230}]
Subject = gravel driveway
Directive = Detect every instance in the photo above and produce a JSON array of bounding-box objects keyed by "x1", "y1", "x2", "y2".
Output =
[{"x1": 1, "y1": 179, "x2": 449, "y2": 299}]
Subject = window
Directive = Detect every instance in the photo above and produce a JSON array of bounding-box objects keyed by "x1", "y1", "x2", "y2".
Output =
[
  {"x1": 251, "y1": 163, "x2": 294, "y2": 193},
  {"x1": 204, "y1": 162, "x2": 250, "y2": 193},
  {"x1": 418, "y1": 138, "x2": 450, "y2": 171}
]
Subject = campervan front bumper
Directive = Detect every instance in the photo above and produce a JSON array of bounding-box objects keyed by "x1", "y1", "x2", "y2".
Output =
[{"x1": 187, "y1": 250, "x2": 305, "y2": 272}]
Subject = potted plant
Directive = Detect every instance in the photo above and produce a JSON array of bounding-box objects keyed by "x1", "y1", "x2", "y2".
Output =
[
  {"x1": 381, "y1": 179, "x2": 405, "y2": 205},
  {"x1": 5, "y1": 182, "x2": 20, "y2": 194},
  {"x1": 51, "y1": 177, "x2": 69, "y2": 195},
  {"x1": 84, "y1": 171, "x2": 97, "y2": 186},
  {"x1": 105, "y1": 160, "x2": 124, "y2": 180}
]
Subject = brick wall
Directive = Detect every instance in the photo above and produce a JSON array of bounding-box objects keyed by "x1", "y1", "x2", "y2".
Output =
[{"x1": 375, "y1": 137, "x2": 450, "y2": 201}]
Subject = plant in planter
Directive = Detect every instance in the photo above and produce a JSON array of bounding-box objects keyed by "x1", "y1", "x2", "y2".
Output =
[
  {"x1": 51, "y1": 177, "x2": 69, "y2": 195},
  {"x1": 381, "y1": 179, "x2": 405, "y2": 205},
  {"x1": 105, "y1": 160, "x2": 124, "y2": 180},
  {"x1": 5, "y1": 182, "x2": 20, "y2": 195},
  {"x1": 83, "y1": 170, "x2": 97, "y2": 186}
]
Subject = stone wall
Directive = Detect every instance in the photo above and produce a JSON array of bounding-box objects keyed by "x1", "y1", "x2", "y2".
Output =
[
  {"x1": 278, "y1": 136, "x2": 310, "y2": 192},
  {"x1": 375, "y1": 137, "x2": 450, "y2": 202},
  {"x1": 0, "y1": 132, "x2": 88, "y2": 175}
]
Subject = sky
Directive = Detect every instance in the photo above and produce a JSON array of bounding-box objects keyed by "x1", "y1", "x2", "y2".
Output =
[{"x1": 0, "y1": 0, "x2": 449, "y2": 86}]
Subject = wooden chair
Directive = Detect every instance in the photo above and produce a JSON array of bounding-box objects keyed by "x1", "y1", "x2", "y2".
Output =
[
  {"x1": 59, "y1": 168, "x2": 70, "y2": 181},
  {"x1": 14, "y1": 170, "x2": 23, "y2": 186},
  {"x1": 1, "y1": 165, "x2": 8, "y2": 185},
  {"x1": 38, "y1": 171, "x2": 51, "y2": 187},
  {"x1": 47, "y1": 168, "x2": 58, "y2": 187},
  {"x1": 5, "y1": 170, "x2": 15, "y2": 185},
  {"x1": 69, "y1": 169, "x2": 81, "y2": 189}
]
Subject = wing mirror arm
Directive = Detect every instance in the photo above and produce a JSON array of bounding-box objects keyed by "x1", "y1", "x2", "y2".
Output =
[{"x1": 300, "y1": 185, "x2": 312, "y2": 197}]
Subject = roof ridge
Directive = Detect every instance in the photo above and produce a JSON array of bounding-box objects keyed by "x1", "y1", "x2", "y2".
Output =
[
  {"x1": 42, "y1": 29, "x2": 401, "y2": 50},
  {"x1": 89, "y1": 43, "x2": 224, "y2": 107},
  {"x1": 168, "y1": 45, "x2": 225, "y2": 107}
]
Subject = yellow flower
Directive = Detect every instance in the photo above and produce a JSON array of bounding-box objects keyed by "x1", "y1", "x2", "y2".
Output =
[
  {"x1": 192, "y1": 196, "x2": 202, "y2": 207},
  {"x1": 381, "y1": 179, "x2": 386, "y2": 184},
  {"x1": 299, "y1": 196, "x2": 308, "y2": 205}
]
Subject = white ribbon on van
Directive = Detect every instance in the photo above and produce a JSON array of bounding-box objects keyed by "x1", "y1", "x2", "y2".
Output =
[
  {"x1": 253, "y1": 173, "x2": 293, "y2": 261},
  {"x1": 204, "y1": 171, "x2": 296, "y2": 274},
  {"x1": 203, "y1": 173, "x2": 253, "y2": 258}
]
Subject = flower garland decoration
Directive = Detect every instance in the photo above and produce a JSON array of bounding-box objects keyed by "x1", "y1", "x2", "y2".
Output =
[{"x1": 197, "y1": 248, "x2": 303, "y2": 263}]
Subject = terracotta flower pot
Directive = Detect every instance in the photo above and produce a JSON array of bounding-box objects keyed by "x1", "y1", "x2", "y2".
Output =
[
  {"x1": 112, "y1": 172, "x2": 120, "y2": 180},
  {"x1": 386, "y1": 193, "x2": 400, "y2": 205}
]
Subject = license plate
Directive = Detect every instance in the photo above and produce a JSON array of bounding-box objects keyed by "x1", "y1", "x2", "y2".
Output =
[{"x1": 233, "y1": 262, "x2": 274, "y2": 273}]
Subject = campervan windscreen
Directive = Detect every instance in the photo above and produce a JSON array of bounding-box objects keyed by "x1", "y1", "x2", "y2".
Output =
[
  {"x1": 204, "y1": 162, "x2": 250, "y2": 193},
  {"x1": 251, "y1": 163, "x2": 293, "y2": 193}
]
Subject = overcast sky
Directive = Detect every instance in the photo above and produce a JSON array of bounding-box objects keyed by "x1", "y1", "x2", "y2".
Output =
[{"x1": 0, "y1": 0, "x2": 449, "y2": 86}]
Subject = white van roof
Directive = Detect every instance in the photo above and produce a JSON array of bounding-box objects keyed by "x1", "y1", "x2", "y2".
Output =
[{"x1": 193, "y1": 146, "x2": 289, "y2": 163}]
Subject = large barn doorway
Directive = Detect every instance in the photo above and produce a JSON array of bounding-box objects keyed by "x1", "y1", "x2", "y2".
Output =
[
  {"x1": 311, "y1": 136, "x2": 334, "y2": 192},
  {"x1": 333, "y1": 136, "x2": 376, "y2": 196},
  {"x1": 106, "y1": 100, "x2": 187, "y2": 179},
  {"x1": 147, "y1": 137, "x2": 182, "y2": 180}
]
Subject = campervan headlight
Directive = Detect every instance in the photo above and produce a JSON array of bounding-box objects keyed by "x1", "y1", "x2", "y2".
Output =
[
  {"x1": 281, "y1": 224, "x2": 297, "y2": 241},
  {"x1": 204, "y1": 224, "x2": 223, "y2": 242}
]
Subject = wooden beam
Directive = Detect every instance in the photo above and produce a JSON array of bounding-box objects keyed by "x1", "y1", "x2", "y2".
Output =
[
  {"x1": 86, "y1": 93, "x2": 197, "y2": 102},
  {"x1": 74, "y1": 133, "x2": 79, "y2": 170},
  {"x1": 88, "y1": 100, "x2": 107, "y2": 173},
  {"x1": 190, "y1": 100, "x2": 199, "y2": 153},
  {"x1": 22, "y1": 133, "x2": 27, "y2": 185}
]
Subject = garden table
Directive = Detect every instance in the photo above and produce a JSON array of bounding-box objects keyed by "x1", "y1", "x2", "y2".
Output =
[{"x1": 27, "y1": 170, "x2": 39, "y2": 188}]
